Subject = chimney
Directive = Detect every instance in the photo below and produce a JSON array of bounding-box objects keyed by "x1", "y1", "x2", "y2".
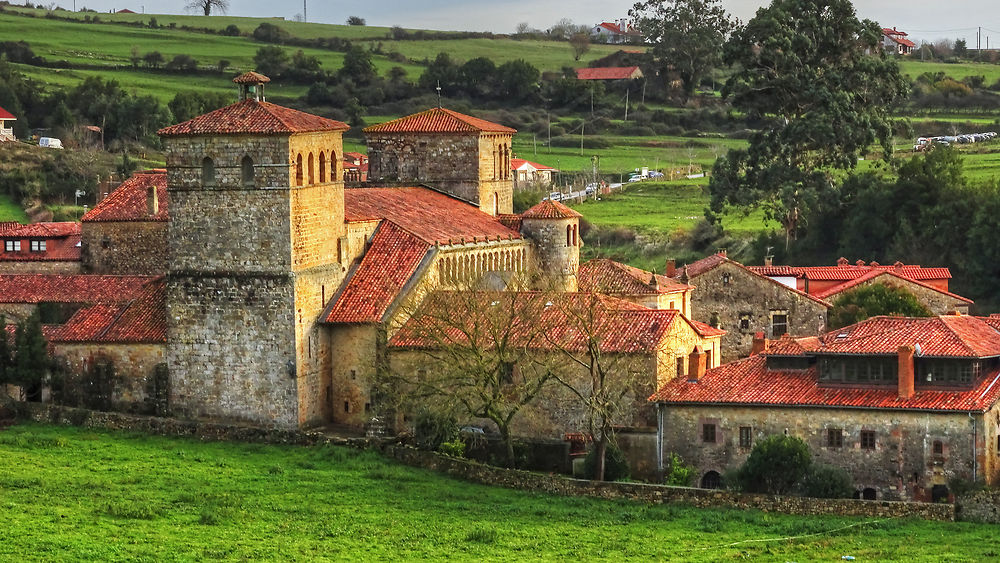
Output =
[
  {"x1": 146, "y1": 185, "x2": 158, "y2": 216},
  {"x1": 688, "y1": 345, "x2": 707, "y2": 382},
  {"x1": 856, "y1": 260, "x2": 866, "y2": 267},
  {"x1": 893, "y1": 261, "x2": 904, "y2": 272},
  {"x1": 751, "y1": 332, "x2": 769, "y2": 355},
  {"x1": 666, "y1": 259, "x2": 676, "y2": 278},
  {"x1": 897, "y1": 344, "x2": 915, "y2": 399},
  {"x1": 837, "y1": 257, "x2": 849, "y2": 267},
  {"x1": 763, "y1": 255, "x2": 773, "y2": 267}
]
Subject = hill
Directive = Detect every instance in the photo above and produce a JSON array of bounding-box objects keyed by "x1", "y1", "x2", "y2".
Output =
[{"x1": 1, "y1": 423, "x2": 995, "y2": 561}]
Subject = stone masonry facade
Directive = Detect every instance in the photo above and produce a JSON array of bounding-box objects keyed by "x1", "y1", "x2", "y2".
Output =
[{"x1": 81, "y1": 221, "x2": 167, "y2": 275}]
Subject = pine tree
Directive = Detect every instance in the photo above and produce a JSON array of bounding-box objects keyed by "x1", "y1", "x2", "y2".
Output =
[{"x1": 13, "y1": 312, "x2": 48, "y2": 398}]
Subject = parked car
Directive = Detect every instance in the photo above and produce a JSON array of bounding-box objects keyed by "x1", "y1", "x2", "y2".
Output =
[
  {"x1": 548, "y1": 191, "x2": 562, "y2": 201},
  {"x1": 38, "y1": 137, "x2": 63, "y2": 149}
]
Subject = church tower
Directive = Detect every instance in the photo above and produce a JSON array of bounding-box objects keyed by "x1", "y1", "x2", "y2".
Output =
[
  {"x1": 363, "y1": 107, "x2": 515, "y2": 216},
  {"x1": 519, "y1": 199, "x2": 581, "y2": 292},
  {"x1": 158, "y1": 72, "x2": 349, "y2": 428}
]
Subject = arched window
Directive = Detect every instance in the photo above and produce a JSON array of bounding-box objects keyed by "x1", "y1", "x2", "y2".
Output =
[
  {"x1": 295, "y1": 154, "x2": 303, "y2": 186},
  {"x1": 201, "y1": 157, "x2": 216, "y2": 187},
  {"x1": 566, "y1": 224, "x2": 573, "y2": 247},
  {"x1": 700, "y1": 471, "x2": 722, "y2": 489},
  {"x1": 330, "y1": 150, "x2": 337, "y2": 181},
  {"x1": 241, "y1": 155, "x2": 254, "y2": 187},
  {"x1": 308, "y1": 153, "x2": 315, "y2": 185},
  {"x1": 319, "y1": 152, "x2": 327, "y2": 183},
  {"x1": 573, "y1": 224, "x2": 578, "y2": 246}
]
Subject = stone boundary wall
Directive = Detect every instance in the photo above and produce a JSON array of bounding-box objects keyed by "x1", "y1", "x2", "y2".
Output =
[
  {"x1": 384, "y1": 446, "x2": 956, "y2": 521},
  {"x1": 956, "y1": 490, "x2": 1000, "y2": 523},
  {"x1": 9, "y1": 403, "x2": 958, "y2": 522}
]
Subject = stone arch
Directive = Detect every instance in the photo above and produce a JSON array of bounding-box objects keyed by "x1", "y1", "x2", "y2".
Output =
[
  {"x1": 319, "y1": 151, "x2": 327, "y2": 183},
  {"x1": 566, "y1": 224, "x2": 573, "y2": 247},
  {"x1": 862, "y1": 487, "x2": 877, "y2": 500},
  {"x1": 700, "y1": 471, "x2": 722, "y2": 489},
  {"x1": 240, "y1": 155, "x2": 254, "y2": 187},
  {"x1": 573, "y1": 224, "x2": 578, "y2": 246},
  {"x1": 295, "y1": 154, "x2": 304, "y2": 186},
  {"x1": 308, "y1": 153, "x2": 315, "y2": 184},
  {"x1": 330, "y1": 149, "x2": 338, "y2": 180},
  {"x1": 202, "y1": 156, "x2": 216, "y2": 187}
]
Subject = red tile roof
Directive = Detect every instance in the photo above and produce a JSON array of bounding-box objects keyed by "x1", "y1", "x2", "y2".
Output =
[
  {"x1": 765, "y1": 335, "x2": 822, "y2": 356},
  {"x1": 344, "y1": 187, "x2": 521, "y2": 245},
  {"x1": 323, "y1": 221, "x2": 430, "y2": 324},
  {"x1": 158, "y1": 100, "x2": 349, "y2": 137},
  {"x1": 813, "y1": 270, "x2": 973, "y2": 304},
  {"x1": 0, "y1": 231, "x2": 81, "y2": 263},
  {"x1": 363, "y1": 108, "x2": 515, "y2": 135},
  {"x1": 232, "y1": 71, "x2": 270, "y2": 84},
  {"x1": 0, "y1": 222, "x2": 80, "y2": 238},
  {"x1": 521, "y1": 199, "x2": 582, "y2": 219},
  {"x1": 820, "y1": 315, "x2": 1000, "y2": 358},
  {"x1": 0, "y1": 106, "x2": 15, "y2": 120},
  {"x1": 82, "y1": 172, "x2": 168, "y2": 222},
  {"x1": 649, "y1": 355, "x2": 1000, "y2": 412},
  {"x1": 496, "y1": 214, "x2": 523, "y2": 232},
  {"x1": 511, "y1": 158, "x2": 558, "y2": 171},
  {"x1": 579, "y1": 259, "x2": 691, "y2": 296},
  {"x1": 0, "y1": 275, "x2": 154, "y2": 304},
  {"x1": 748, "y1": 263, "x2": 953, "y2": 282},
  {"x1": 576, "y1": 66, "x2": 642, "y2": 80},
  {"x1": 747, "y1": 265, "x2": 797, "y2": 276},
  {"x1": 50, "y1": 277, "x2": 166, "y2": 344},
  {"x1": 390, "y1": 291, "x2": 691, "y2": 353},
  {"x1": 677, "y1": 253, "x2": 832, "y2": 307}
]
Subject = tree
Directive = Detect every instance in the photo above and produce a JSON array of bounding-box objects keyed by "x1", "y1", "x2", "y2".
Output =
[
  {"x1": 346, "y1": 16, "x2": 366, "y2": 26},
  {"x1": 954, "y1": 38, "x2": 968, "y2": 58},
  {"x1": 185, "y1": 0, "x2": 229, "y2": 16},
  {"x1": 569, "y1": 33, "x2": 591, "y2": 61},
  {"x1": 735, "y1": 435, "x2": 811, "y2": 494},
  {"x1": 12, "y1": 311, "x2": 49, "y2": 401},
  {"x1": 496, "y1": 59, "x2": 540, "y2": 101},
  {"x1": 253, "y1": 23, "x2": 290, "y2": 44},
  {"x1": 830, "y1": 284, "x2": 932, "y2": 329},
  {"x1": 0, "y1": 316, "x2": 13, "y2": 387},
  {"x1": 419, "y1": 52, "x2": 460, "y2": 93},
  {"x1": 707, "y1": 0, "x2": 908, "y2": 247},
  {"x1": 254, "y1": 46, "x2": 290, "y2": 78},
  {"x1": 165, "y1": 54, "x2": 199, "y2": 72},
  {"x1": 340, "y1": 44, "x2": 377, "y2": 85},
  {"x1": 129, "y1": 45, "x2": 141, "y2": 68},
  {"x1": 630, "y1": 0, "x2": 734, "y2": 99},
  {"x1": 217, "y1": 59, "x2": 231, "y2": 73},
  {"x1": 459, "y1": 57, "x2": 497, "y2": 98},
  {"x1": 142, "y1": 51, "x2": 164, "y2": 69},
  {"x1": 801, "y1": 464, "x2": 854, "y2": 498}
]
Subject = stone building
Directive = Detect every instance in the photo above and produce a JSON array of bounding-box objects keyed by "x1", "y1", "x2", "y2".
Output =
[
  {"x1": 0, "y1": 221, "x2": 81, "y2": 274},
  {"x1": 364, "y1": 108, "x2": 516, "y2": 216},
  {"x1": 673, "y1": 252, "x2": 830, "y2": 361},
  {"x1": 579, "y1": 258, "x2": 693, "y2": 315},
  {"x1": 649, "y1": 314, "x2": 1000, "y2": 502},
  {"x1": 81, "y1": 171, "x2": 168, "y2": 275}
]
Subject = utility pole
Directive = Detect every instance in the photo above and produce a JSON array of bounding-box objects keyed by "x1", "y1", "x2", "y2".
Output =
[
  {"x1": 580, "y1": 121, "x2": 585, "y2": 156},
  {"x1": 304, "y1": 0, "x2": 307, "y2": 22}
]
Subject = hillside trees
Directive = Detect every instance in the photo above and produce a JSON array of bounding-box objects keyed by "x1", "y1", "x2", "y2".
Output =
[
  {"x1": 707, "y1": 0, "x2": 908, "y2": 247},
  {"x1": 630, "y1": 0, "x2": 735, "y2": 99},
  {"x1": 829, "y1": 285, "x2": 932, "y2": 329}
]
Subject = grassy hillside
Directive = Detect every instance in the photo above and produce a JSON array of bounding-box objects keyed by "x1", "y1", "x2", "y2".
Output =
[
  {"x1": 0, "y1": 423, "x2": 995, "y2": 561},
  {"x1": 0, "y1": 193, "x2": 29, "y2": 222}
]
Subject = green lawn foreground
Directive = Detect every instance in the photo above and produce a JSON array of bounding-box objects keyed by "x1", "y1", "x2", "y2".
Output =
[{"x1": 0, "y1": 423, "x2": 994, "y2": 561}]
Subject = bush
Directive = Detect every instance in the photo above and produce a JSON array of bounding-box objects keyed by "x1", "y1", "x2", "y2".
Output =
[
  {"x1": 413, "y1": 409, "x2": 457, "y2": 451},
  {"x1": 735, "y1": 435, "x2": 811, "y2": 494},
  {"x1": 664, "y1": 452, "x2": 694, "y2": 486},
  {"x1": 800, "y1": 464, "x2": 853, "y2": 498},
  {"x1": 438, "y1": 439, "x2": 466, "y2": 458},
  {"x1": 512, "y1": 189, "x2": 544, "y2": 213},
  {"x1": 583, "y1": 443, "x2": 630, "y2": 481}
]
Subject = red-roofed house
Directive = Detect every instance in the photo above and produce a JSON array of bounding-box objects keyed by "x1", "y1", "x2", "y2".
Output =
[
  {"x1": 591, "y1": 20, "x2": 642, "y2": 44},
  {"x1": 0, "y1": 105, "x2": 15, "y2": 142},
  {"x1": 575, "y1": 66, "x2": 644, "y2": 81},
  {"x1": 579, "y1": 258, "x2": 694, "y2": 315},
  {"x1": 671, "y1": 252, "x2": 831, "y2": 361},
  {"x1": 81, "y1": 171, "x2": 168, "y2": 275},
  {"x1": 0, "y1": 222, "x2": 81, "y2": 274},
  {"x1": 882, "y1": 27, "x2": 915, "y2": 55},
  {"x1": 343, "y1": 151, "x2": 368, "y2": 182},
  {"x1": 511, "y1": 158, "x2": 558, "y2": 189},
  {"x1": 650, "y1": 314, "x2": 1000, "y2": 501}
]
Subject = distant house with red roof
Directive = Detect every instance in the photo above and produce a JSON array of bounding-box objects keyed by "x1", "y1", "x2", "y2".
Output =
[
  {"x1": 575, "y1": 66, "x2": 644, "y2": 81},
  {"x1": 81, "y1": 170, "x2": 168, "y2": 275},
  {"x1": 747, "y1": 258, "x2": 971, "y2": 316},
  {"x1": 0, "y1": 105, "x2": 15, "y2": 142},
  {"x1": 591, "y1": 20, "x2": 642, "y2": 44},
  {"x1": 0, "y1": 221, "x2": 82, "y2": 274},
  {"x1": 650, "y1": 313, "x2": 1000, "y2": 501},
  {"x1": 511, "y1": 157, "x2": 558, "y2": 189},
  {"x1": 343, "y1": 151, "x2": 368, "y2": 182},
  {"x1": 882, "y1": 27, "x2": 915, "y2": 55}
]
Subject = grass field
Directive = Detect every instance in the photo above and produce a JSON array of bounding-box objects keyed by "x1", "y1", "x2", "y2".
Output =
[
  {"x1": 0, "y1": 422, "x2": 995, "y2": 562},
  {"x1": 898, "y1": 59, "x2": 1000, "y2": 83},
  {"x1": 0, "y1": 193, "x2": 29, "y2": 222}
]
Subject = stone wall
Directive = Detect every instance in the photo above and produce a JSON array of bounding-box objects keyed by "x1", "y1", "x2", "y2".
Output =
[
  {"x1": 81, "y1": 221, "x2": 167, "y2": 275},
  {"x1": 833, "y1": 275, "x2": 971, "y2": 315},
  {"x1": 0, "y1": 260, "x2": 80, "y2": 274},
  {"x1": 52, "y1": 343, "x2": 165, "y2": 413},
  {"x1": 956, "y1": 490, "x2": 1000, "y2": 523},
  {"x1": 520, "y1": 216, "x2": 579, "y2": 292},
  {"x1": 658, "y1": 403, "x2": 999, "y2": 502},
  {"x1": 689, "y1": 261, "x2": 829, "y2": 361},
  {"x1": 385, "y1": 446, "x2": 955, "y2": 521}
]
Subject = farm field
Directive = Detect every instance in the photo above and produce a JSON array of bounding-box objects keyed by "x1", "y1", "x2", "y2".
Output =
[
  {"x1": 898, "y1": 59, "x2": 1000, "y2": 83},
  {"x1": 0, "y1": 422, "x2": 995, "y2": 562}
]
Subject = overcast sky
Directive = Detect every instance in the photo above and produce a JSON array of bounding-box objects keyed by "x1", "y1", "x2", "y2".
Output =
[{"x1": 76, "y1": 1, "x2": 999, "y2": 44}]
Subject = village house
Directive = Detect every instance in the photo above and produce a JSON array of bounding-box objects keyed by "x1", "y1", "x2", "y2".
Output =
[
  {"x1": 0, "y1": 106, "x2": 15, "y2": 142},
  {"x1": 882, "y1": 27, "x2": 915, "y2": 55},
  {"x1": 511, "y1": 157, "x2": 558, "y2": 190},
  {"x1": 342, "y1": 151, "x2": 368, "y2": 182},
  {"x1": 0, "y1": 221, "x2": 82, "y2": 274},
  {"x1": 650, "y1": 314, "x2": 1000, "y2": 502},
  {"x1": 579, "y1": 258, "x2": 693, "y2": 316},
  {"x1": 590, "y1": 20, "x2": 641, "y2": 44},
  {"x1": 671, "y1": 252, "x2": 831, "y2": 361},
  {"x1": 575, "y1": 66, "x2": 644, "y2": 81},
  {"x1": 748, "y1": 259, "x2": 972, "y2": 315}
]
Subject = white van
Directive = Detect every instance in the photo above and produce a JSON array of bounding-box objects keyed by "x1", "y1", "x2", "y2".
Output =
[{"x1": 38, "y1": 137, "x2": 63, "y2": 149}]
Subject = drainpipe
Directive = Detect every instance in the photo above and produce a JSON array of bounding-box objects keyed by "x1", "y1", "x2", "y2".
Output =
[
  {"x1": 969, "y1": 411, "x2": 978, "y2": 483},
  {"x1": 656, "y1": 403, "x2": 665, "y2": 478}
]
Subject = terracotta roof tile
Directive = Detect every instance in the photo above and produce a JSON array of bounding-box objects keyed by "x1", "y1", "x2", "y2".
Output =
[
  {"x1": 746, "y1": 265, "x2": 798, "y2": 276},
  {"x1": 821, "y1": 315, "x2": 1000, "y2": 358},
  {"x1": 324, "y1": 221, "x2": 430, "y2": 324},
  {"x1": 813, "y1": 270, "x2": 973, "y2": 304},
  {"x1": 511, "y1": 158, "x2": 558, "y2": 171},
  {"x1": 50, "y1": 277, "x2": 166, "y2": 344},
  {"x1": 765, "y1": 335, "x2": 822, "y2": 356},
  {"x1": 82, "y1": 172, "x2": 168, "y2": 222},
  {"x1": 496, "y1": 214, "x2": 523, "y2": 231},
  {"x1": 232, "y1": 71, "x2": 270, "y2": 84},
  {"x1": 158, "y1": 100, "x2": 348, "y2": 137},
  {"x1": 579, "y1": 259, "x2": 691, "y2": 296},
  {"x1": 0, "y1": 222, "x2": 79, "y2": 238},
  {"x1": 344, "y1": 187, "x2": 521, "y2": 245},
  {"x1": 363, "y1": 108, "x2": 515, "y2": 134},
  {"x1": 576, "y1": 66, "x2": 642, "y2": 80},
  {"x1": 649, "y1": 355, "x2": 1000, "y2": 412},
  {"x1": 0, "y1": 222, "x2": 82, "y2": 262},
  {"x1": 0, "y1": 274, "x2": 154, "y2": 303},
  {"x1": 521, "y1": 199, "x2": 582, "y2": 219},
  {"x1": 677, "y1": 253, "x2": 831, "y2": 308}
]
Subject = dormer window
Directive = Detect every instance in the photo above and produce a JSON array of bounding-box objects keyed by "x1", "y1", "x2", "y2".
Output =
[{"x1": 30, "y1": 240, "x2": 46, "y2": 252}]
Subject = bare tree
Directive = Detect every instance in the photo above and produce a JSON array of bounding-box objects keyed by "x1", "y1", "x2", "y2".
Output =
[
  {"x1": 569, "y1": 33, "x2": 592, "y2": 61},
  {"x1": 185, "y1": 0, "x2": 229, "y2": 16}
]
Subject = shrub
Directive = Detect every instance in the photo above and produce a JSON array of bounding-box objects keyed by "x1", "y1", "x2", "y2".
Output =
[
  {"x1": 414, "y1": 409, "x2": 457, "y2": 451},
  {"x1": 512, "y1": 189, "x2": 544, "y2": 213},
  {"x1": 800, "y1": 464, "x2": 853, "y2": 498},
  {"x1": 438, "y1": 439, "x2": 466, "y2": 458},
  {"x1": 583, "y1": 443, "x2": 630, "y2": 482},
  {"x1": 664, "y1": 452, "x2": 694, "y2": 486},
  {"x1": 830, "y1": 284, "x2": 932, "y2": 329},
  {"x1": 735, "y1": 435, "x2": 811, "y2": 494}
]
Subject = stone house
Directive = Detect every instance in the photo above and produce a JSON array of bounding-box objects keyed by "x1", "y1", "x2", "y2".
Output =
[
  {"x1": 0, "y1": 221, "x2": 81, "y2": 274},
  {"x1": 579, "y1": 258, "x2": 693, "y2": 316},
  {"x1": 81, "y1": 170, "x2": 168, "y2": 275},
  {"x1": 649, "y1": 314, "x2": 1000, "y2": 502},
  {"x1": 672, "y1": 252, "x2": 831, "y2": 361}
]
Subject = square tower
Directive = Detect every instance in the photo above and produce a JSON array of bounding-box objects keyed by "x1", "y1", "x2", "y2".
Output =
[
  {"x1": 158, "y1": 73, "x2": 350, "y2": 428},
  {"x1": 364, "y1": 108, "x2": 516, "y2": 216}
]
